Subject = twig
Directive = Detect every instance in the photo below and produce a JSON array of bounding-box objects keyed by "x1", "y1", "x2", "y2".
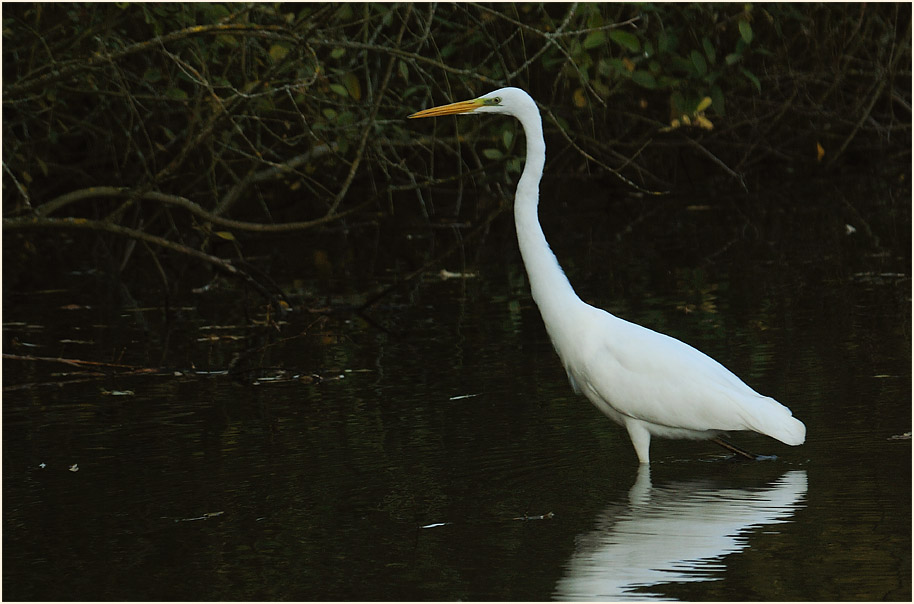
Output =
[
  {"x1": 328, "y1": 4, "x2": 413, "y2": 214},
  {"x1": 33, "y1": 186, "x2": 367, "y2": 232},
  {"x1": 2, "y1": 353, "x2": 158, "y2": 371}
]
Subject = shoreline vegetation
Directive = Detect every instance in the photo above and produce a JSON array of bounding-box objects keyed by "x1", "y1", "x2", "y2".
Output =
[{"x1": 3, "y1": 3, "x2": 910, "y2": 302}]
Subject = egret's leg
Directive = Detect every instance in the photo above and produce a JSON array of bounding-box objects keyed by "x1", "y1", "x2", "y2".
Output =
[
  {"x1": 711, "y1": 437, "x2": 757, "y2": 460},
  {"x1": 625, "y1": 421, "x2": 652, "y2": 464}
]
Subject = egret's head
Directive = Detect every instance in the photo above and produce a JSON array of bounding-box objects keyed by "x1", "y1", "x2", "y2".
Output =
[{"x1": 408, "y1": 87, "x2": 533, "y2": 120}]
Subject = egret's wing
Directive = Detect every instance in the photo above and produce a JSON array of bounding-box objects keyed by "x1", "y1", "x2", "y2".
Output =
[{"x1": 567, "y1": 313, "x2": 797, "y2": 438}]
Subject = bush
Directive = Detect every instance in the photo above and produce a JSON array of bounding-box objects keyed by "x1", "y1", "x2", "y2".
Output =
[{"x1": 3, "y1": 3, "x2": 910, "y2": 299}]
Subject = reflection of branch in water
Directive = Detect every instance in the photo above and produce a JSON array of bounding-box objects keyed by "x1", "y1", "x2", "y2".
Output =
[{"x1": 554, "y1": 467, "x2": 808, "y2": 601}]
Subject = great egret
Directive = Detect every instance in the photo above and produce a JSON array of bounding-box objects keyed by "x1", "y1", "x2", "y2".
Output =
[{"x1": 409, "y1": 87, "x2": 806, "y2": 463}]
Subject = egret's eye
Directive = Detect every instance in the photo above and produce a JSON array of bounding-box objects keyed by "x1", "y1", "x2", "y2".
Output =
[{"x1": 493, "y1": 97, "x2": 502, "y2": 104}]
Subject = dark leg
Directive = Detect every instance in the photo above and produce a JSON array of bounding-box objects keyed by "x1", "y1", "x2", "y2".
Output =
[{"x1": 711, "y1": 437, "x2": 758, "y2": 460}]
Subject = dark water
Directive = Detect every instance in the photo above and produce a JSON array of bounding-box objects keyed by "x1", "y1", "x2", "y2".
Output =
[{"x1": 3, "y1": 178, "x2": 910, "y2": 601}]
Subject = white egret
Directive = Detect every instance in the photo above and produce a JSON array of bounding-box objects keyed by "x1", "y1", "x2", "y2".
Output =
[{"x1": 409, "y1": 87, "x2": 806, "y2": 463}]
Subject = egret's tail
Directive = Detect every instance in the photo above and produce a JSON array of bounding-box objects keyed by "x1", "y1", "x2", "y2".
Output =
[
  {"x1": 772, "y1": 415, "x2": 806, "y2": 446},
  {"x1": 746, "y1": 397, "x2": 806, "y2": 446}
]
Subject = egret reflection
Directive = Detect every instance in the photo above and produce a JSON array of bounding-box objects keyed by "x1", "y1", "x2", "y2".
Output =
[{"x1": 554, "y1": 466, "x2": 808, "y2": 601}]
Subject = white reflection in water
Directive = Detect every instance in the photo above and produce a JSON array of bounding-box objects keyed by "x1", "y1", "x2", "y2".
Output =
[{"x1": 554, "y1": 466, "x2": 808, "y2": 601}]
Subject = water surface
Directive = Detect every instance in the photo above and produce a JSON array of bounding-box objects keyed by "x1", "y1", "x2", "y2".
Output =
[{"x1": 3, "y1": 177, "x2": 910, "y2": 600}]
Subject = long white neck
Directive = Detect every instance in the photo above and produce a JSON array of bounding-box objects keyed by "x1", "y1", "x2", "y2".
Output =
[{"x1": 512, "y1": 106, "x2": 584, "y2": 330}]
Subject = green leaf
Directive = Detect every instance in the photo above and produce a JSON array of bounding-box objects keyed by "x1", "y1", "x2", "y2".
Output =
[
  {"x1": 329, "y1": 83, "x2": 348, "y2": 98},
  {"x1": 165, "y1": 87, "x2": 188, "y2": 100},
  {"x1": 583, "y1": 30, "x2": 606, "y2": 49},
  {"x1": 738, "y1": 20, "x2": 753, "y2": 44},
  {"x1": 741, "y1": 67, "x2": 761, "y2": 92},
  {"x1": 502, "y1": 129, "x2": 514, "y2": 149},
  {"x1": 398, "y1": 60, "x2": 409, "y2": 81},
  {"x1": 725, "y1": 52, "x2": 742, "y2": 66},
  {"x1": 690, "y1": 50, "x2": 707, "y2": 76},
  {"x1": 631, "y1": 70, "x2": 657, "y2": 89},
  {"x1": 482, "y1": 148, "x2": 504, "y2": 160},
  {"x1": 609, "y1": 29, "x2": 640, "y2": 52},
  {"x1": 143, "y1": 68, "x2": 162, "y2": 83},
  {"x1": 710, "y1": 84, "x2": 726, "y2": 116},
  {"x1": 330, "y1": 47, "x2": 346, "y2": 60},
  {"x1": 671, "y1": 91, "x2": 686, "y2": 115},
  {"x1": 269, "y1": 44, "x2": 289, "y2": 63},
  {"x1": 342, "y1": 72, "x2": 361, "y2": 100},
  {"x1": 657, "y1": 30, "x2": 678, "y2": 54},
  {"x1": 702, "y1": 37, "x2": 716, "y2": 64}
]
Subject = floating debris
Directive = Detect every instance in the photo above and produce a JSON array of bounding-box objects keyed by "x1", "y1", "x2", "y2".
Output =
[
  {"x1": 439, "y1": 269, "x2": 478, "y2": 280},
  {"x1": 174, "y1": 511, "x2": 225, "y2": 523},
  {"x1": 449, "y1": 393, "x2": 480, "y2": 401},
  {"x1": 69, "y1": 464, "x2": 79, "y2": 472},
  {"x1": 512, "y1": 512, "x2": 554, "y2": 521}
]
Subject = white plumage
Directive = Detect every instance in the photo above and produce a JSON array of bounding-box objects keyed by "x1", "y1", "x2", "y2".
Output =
[{"x1": 410, "y1": 87, "x2": 806, "y2": 463}]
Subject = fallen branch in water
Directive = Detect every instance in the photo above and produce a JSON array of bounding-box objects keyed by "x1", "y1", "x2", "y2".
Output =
[{"x1": 3, "y1": 215, "x2": 280, "y2": 302}]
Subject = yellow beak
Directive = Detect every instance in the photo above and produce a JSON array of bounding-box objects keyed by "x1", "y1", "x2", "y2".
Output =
[{"x1": 408, "y1": 98, "x2": 482, "y2": 119}]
